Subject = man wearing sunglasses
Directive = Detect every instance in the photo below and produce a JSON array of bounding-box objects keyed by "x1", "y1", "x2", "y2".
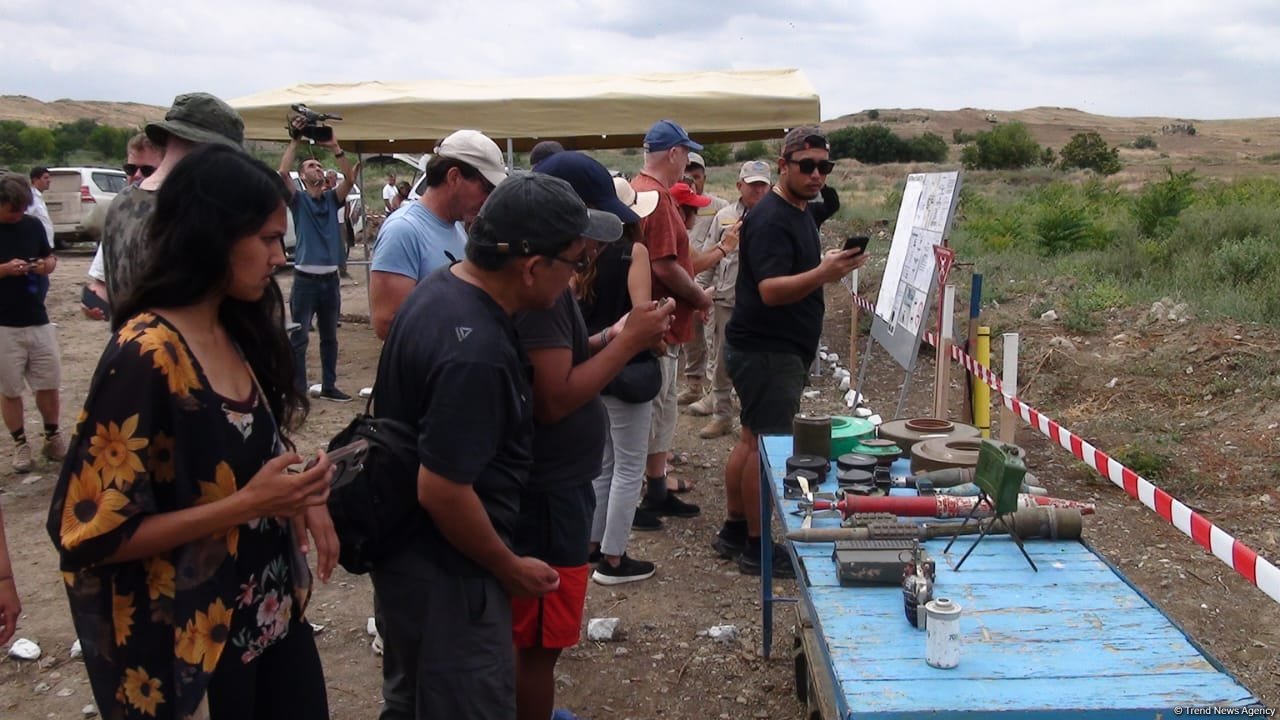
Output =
[
  {"x1": 716, "y1": 126, "x2": 868, "y2": 578},
  {"x1": 370, "y1": 129, "x2": 507, "y2": 339},
  {"x1": 83, "y1": 133, "x2": 164, "y2": 319},
  {"x1": 85, "y1": 95, "x2": 244, "y2": 321}
]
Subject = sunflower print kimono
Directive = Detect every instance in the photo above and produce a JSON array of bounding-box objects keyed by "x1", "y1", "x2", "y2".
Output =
[{"x1": 47, "y1": 313, "x2": 313, "y2": 720}]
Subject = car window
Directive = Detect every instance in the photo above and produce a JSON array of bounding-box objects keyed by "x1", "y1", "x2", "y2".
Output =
[{"x1": 92, "y1": 172, "x2": 128, "y2": 193}]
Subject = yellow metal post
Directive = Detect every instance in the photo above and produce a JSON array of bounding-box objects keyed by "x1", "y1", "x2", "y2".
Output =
[{"x1": 974, "y1": 326, "x2": 991, "y2": 438}]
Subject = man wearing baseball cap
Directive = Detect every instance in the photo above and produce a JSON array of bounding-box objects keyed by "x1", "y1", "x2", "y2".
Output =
[
  {"x1": 631, "y1": 119, "x2": 711, "y2": 521},
  {"x1": 717, "y1": 126, "x2": 868, "y2": 578},
  {"x1": 97, "y1": 92, "x2": 245, "y2": 309},
  {"x1": 688, "y1": 160, "x2": 773, "y2": 439},
  {"x1": 370, "y1": 129, "x2": 508, "y2": 339},
  {"x1": 370, "y1": 172, "x2": 619, "y2": 720}
]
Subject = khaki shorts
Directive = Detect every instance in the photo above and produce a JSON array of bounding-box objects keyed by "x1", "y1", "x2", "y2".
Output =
[
  {"x1": 0, "y1": 324, "x2": 61, "y2": 397},
  {"x1": 646, "y1": 352, "x2": 678, "y2": 455}
]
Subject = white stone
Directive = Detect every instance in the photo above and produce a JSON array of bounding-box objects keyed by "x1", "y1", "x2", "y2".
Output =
[
  {"x1": 1049, "y1": 336, "x2": 1076, "y2": 352},
  {"x1": 1040, "y1": 309, "x2": 1058, "y2": 321},
  {"x1": 358, "y1": 386, "x2": 374, "y2": 399},
  {"x1": 614, "y1": 646, "x2": 629, "y2": 656},
  {"x1": 9, "y1": 638, "x2": 41, "y2": 660},
  {"x1": 34, "y1": 682, "x2": 51, "y2": 694},
  {"x1": 21, "y1": 475, "x2": 41, "y2": 485},
  {"x1": 707, "y1": 624, "x2": 738, "y2": 643},
  {"x1": 309, "y1": 623, "x2": 325, "y2": 635},
  {"x1": 366, "y1": 617, "x2": 378, "y2": 636},
  {"x1": 56, "y1": 688, "x2": 74, "y2": 697},
  {"x1": 70, "y1": 639, "x2": 82, "y2": 658},
  {"x1": 83, "y1": 704, "x2": 98, "y2": 718},
  {"x1": 818, "y1": 351, "x2": 830, "y2": 362},
  {"x1": 839, "y1": 375, "x2": 851, "y2": 391},
  {"x1": 828, "y1": 353, "x2": 840, "y2": 363},
  {"x1": 308, "y1": 383, "x2": 323, "y2": 398},
  {"x1": 868, "y1": 414, "x2": 884, "y2": 426},
  {"x1": 853, "y1": 407, "x2": 873, "y2": 418},
  {"x1": 803, "y1": 390, "x2": 821, "y2": 400},
  {"x1": 843, "y1": 389, "x2": 858, "y2": 408},
  {"x1": 1105, "y1": 377, "x2": 1118, "y2": 389},
  {"x1": 587, "y1": 617, "x2": 621, "y2": 641}
]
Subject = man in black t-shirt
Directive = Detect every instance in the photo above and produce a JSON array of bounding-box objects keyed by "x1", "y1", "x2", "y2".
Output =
[
  {"x1": 0, "y1": 173, "x2": 64, "y2": 474},
  {"x1": 370, "y1": 172, "x2": 624, "y2": 720},
  {"x1": 716, "y1": 127, "x2": 868, "y2": 578}
]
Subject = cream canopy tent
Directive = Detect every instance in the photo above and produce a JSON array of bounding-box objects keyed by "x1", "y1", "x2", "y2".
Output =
[{"x1": 229, "y1": 69, "x2": 820, "y2": 154}]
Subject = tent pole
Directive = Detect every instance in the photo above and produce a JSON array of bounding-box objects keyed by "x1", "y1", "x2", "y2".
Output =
[{"x1": 507, "y1": 138, "x2": 515, "y2": 170}]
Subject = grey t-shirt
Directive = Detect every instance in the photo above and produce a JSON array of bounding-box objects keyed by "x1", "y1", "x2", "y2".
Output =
[
  {"x1": 513, "y1": 288, "x2": 607, "y2": 491},
  {"x1": 101, "y1": 184, "x2": 158, "y2": 306}
]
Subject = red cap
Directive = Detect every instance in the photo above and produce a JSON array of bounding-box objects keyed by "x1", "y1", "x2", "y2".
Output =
[{"x1": 670, "y1": 182, "x2": 711, "y2": 208}]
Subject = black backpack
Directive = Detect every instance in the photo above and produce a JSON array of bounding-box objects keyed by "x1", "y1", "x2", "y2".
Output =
[{"x1": 325, "y1": 394, "x2": 421, "y2": 574}]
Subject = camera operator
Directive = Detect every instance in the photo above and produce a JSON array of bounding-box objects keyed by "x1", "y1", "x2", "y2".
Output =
[{"x1": 278, "y1": 114, "x2": 356, "y2": 402}]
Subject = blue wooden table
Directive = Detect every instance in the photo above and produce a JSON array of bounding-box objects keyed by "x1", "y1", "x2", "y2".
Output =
[{"x1": 759, "y1": 435, "x2": 1261, "y2": 718}]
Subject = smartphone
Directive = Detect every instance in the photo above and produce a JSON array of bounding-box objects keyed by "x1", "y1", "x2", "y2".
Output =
[
  {"x1": 842, "y1": 235, "x2": 870, "y2": 254},
  {"x1": 307, "y1": 439, "x2": 369, "y2": 490},
  {"x1": 81, "y1": 285, "x2": 111, "y2": 318}
]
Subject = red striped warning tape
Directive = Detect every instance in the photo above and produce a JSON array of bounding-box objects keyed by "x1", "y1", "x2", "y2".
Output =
[{"x1": 850, "y1": 292, "x2": 1280, "y2": 604}]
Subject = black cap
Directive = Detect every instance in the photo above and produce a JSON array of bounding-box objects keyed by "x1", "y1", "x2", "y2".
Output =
[
  {"x1": 533, "y1": 151, "x2": 641, "y2": 224},
  {"x1": 529, "y1": 140, "x2": 566, "y2": 167},
  {"x1": 469, "y1": 172, "x2": 622, "y2": 257}
]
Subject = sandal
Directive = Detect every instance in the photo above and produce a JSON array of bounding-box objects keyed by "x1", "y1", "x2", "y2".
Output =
[{"x1": 667, "y1": 475, "x2": 695, "y2": 494}]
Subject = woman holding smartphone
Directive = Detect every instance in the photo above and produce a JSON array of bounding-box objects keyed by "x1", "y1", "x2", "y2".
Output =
[{"x1": 48, "y1": 145, "x2": 336, "y2": 720}]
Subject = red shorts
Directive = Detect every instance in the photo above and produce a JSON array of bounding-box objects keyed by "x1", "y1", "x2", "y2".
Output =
[{"x1": 511, "y1": 564, "x2": 589, "y2": 649}]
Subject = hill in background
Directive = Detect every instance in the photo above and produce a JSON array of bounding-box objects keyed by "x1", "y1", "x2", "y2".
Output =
[{"x1": 0, "y1": 95, "x2": 168, "y2": 129}]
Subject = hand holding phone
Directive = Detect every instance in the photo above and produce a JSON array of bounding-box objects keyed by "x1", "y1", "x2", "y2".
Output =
[
  {"x1": 308, "y1": 439, "x2": 369, "y2": 490},
  {"x1": 842, "y1": 235, "x2": 870, "y2": 255}
]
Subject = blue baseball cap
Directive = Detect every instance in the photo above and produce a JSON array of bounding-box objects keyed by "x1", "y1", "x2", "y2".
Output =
[
  {"x1": 643, "y1": 119, "x2": 703, "y2": 153},
  {"x1": 534, "y1": 151, "x2": 641, "y2": 224}
]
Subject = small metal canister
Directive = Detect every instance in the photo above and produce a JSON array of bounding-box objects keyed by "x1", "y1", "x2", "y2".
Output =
[
  {"x1": 793, "y1": 413, "x2": 833, "y2": 460},
  {"x1": 924, "y1": 597, "x2": 963, "y2": 669}
]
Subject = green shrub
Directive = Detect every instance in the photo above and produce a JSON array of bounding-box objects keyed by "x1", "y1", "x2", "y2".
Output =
[
  {"x1": 1133, "y1": 134, "x2": 1158, "y2": 150},
  {"x1": 733, "y1": 140, "x2": 768, "y2": 162},
  {"x1": 1111, "y1": 443, "x2": 1171, "y2": 481},
  {"x1": 960, "y1": 122, "x2": 1044, "y2": 170},
  {"x1": 700, "y1": 143, "x2": 732, "y2": 166},
  {"x1": 867, "y1": 109, "x2": 880, "y2": 120},
  {"x1": 829, "y1": 124, "x2": 904, "y2": 164},
  {"x1": 905, "y1": 132, "x2": 949, "y2": 162},
  {"x1": 1208, "y1": 236, "x2": 1280, "y2": 286},
  {"x1": 1133, "y1": 168, "x2": 1196, "y2": 237},
  {"x1": 1058, "y1": 132, "x2": 1122, "y2": 175},
  {"x1": 1032, "y1": 202, "x2": 1095, "y2": 255},
  {"x1": 952, "y1": 129, "x2": 977, "y2": 144}
]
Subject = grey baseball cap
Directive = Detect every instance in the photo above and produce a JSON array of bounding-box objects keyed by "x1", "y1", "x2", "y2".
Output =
[
  {"x1": 469, "y1": 172, "x2": 622, "y2": 258},
  {"x1": 146, "y1": 92, "x2": 245, "y2": 150}
]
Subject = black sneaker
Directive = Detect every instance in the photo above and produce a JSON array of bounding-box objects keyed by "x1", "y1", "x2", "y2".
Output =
[
  {"x1": 592, "y1": 555, "x2": 657, "y2": 586},
  {"x1": 631, "y1": 508, "x2": 664, "y2": 531},
  {"x1": 711, "y1": 531, "x2": 748, "y2": 559},
  {"x1": 640, "y1": 493, "x2": 700, "y2": 518},
  {"x1": 737, "y1": 542, "x2": 796, "y2": 579},
  {"x1": 319, "y1": 387, "x2": 353, "y2": 403}
]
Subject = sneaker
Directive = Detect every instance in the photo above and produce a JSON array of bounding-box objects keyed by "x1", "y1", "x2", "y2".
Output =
[
  {"x1": 12, "y1": 443, "x2": 32, "y2": 474},
  {"x1": 631, "y1": 507, "x2": 664, "y2": 531},
  {"x1": 687, "y1": 395, "x2": 714, "y2": 416},
  {"x1": 42, "y1": 432, "x2": 68, "y2": 462},
  {"x1": 587, "y1": 548, "x2": 603, "y2": 564},
  {"x1": 711, "y1": 531, "x2": 747, "y2": 559},
  {"x1": 698, "y1": 415, "x2": 734, "y2": 439},
  {"x1": 676, "y1": 385, "x2": 704, "y2": 405},
  {"x1": 640, "y1": 493, "x2": 700, "y2": 518},
  {"x1": 592, "y1": 554, "x2": 657, "y2": 586},
  {"x1": 319, "y1": 387, "x2": 353, "y2": 403},
  {"x1": 737, "y1": 542, "x2": 796, "y2": 579}
]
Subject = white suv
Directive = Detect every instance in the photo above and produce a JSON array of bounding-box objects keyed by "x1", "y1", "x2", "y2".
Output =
[
  {"x1": 282, "y1": 171, "x2": 367, "y2": 257},
  {"x1": 44, "y1": 167, "x2": 129, "y2": 248}
]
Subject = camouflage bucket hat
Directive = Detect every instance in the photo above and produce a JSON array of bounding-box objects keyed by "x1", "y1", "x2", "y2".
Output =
[{"x1": 145, "y1": 92, "x2": 245, "y2": 151}]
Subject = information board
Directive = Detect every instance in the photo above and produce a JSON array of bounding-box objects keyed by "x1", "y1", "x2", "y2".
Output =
[{"x1": 869, "y1": 171, "x2": 962, "y2": 369}]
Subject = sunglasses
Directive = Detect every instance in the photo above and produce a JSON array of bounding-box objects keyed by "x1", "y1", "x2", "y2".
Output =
[
  {"x1": 544, "y1": 253, "x2": 589, "y2": 273},
  {"x1": 123, "y1": 163, "x2": 157, "y2": 178},
  {"x1": 787, "y1": 158, "x2": 835, "y2": 175}
]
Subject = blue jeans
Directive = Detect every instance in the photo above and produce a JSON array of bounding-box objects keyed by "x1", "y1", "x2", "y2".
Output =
[{"x1": 290, "y1": 271, "x2": 340, "y2": 392}]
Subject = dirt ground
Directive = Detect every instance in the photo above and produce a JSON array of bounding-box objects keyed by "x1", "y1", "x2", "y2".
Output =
[{"x1": 1, "y1": 252, "x2": 1276, "y2": 718}]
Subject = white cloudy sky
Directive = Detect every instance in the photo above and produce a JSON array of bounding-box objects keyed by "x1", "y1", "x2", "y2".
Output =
[{"x1": 4, "y1": 0, "x2": 1278, "y2": 120}]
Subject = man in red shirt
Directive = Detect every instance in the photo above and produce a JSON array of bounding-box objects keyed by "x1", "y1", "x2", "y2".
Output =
[{"x1": 629, "y1": 120, "x2": 719, "y2": 520}]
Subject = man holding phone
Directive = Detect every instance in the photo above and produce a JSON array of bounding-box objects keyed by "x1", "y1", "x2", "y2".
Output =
[
  {"x1": 0, "y1": 173, "x2": 64, "y2": 473},
  {"x1": 715, "y1": 126, "x2": 869, "y2": 578}
]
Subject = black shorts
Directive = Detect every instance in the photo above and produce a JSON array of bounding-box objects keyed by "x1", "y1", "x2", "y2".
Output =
[{"x1": 725, "y1": 345, "x2": 807, "y2": 435}]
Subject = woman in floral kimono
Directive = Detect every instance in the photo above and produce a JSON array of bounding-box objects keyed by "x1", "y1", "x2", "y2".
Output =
[{"x1": 48, "y1": 144, "x2": 336, "y2": 720}]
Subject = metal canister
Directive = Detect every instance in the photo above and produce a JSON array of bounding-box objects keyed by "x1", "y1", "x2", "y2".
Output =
[
  {"x1": 793, "y1": 413, "x2": 833, "y2": 460},
  {"x1": 924, "y1": 598, "x2": 963, "y2": 669}
]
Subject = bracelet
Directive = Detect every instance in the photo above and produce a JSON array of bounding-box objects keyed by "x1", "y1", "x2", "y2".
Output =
[
  {"x1": 715, "y1": 244, "x2": 727, "y2": 257},
  {"x1": 598, "y1": 329, "x2": 611, "y2": 346},
  {"x1": 333, "y1": 150, "x2": 345, "y2": 158}
]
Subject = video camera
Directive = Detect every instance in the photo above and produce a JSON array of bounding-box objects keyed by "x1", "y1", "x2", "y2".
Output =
[{"x1": 288, "y1": 103, "x2": 342, "y2": 143}]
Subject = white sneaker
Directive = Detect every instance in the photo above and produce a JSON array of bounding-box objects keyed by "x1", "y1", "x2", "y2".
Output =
[
  {"x1": 12, "y1": 443, "x2": 32, "y2": 474},
  {"x1": 43, "y1": 432, "x2": 68, "y2": 462}
]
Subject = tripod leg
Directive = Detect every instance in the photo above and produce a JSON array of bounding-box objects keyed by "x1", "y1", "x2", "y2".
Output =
[
  {"x1": 954, "y1": 513, "x2": 992, "y2": 570},
  {"x1": 944, "y1": 494, "x2": 985, "y2": 554},
  {"x1": 1000, "y1": 514, "x2": 1038, "y2": 572}
]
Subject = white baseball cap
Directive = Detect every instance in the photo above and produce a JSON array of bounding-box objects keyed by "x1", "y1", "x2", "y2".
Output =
[
  {"x1": 738, "y1": 160, "x2": 772, "y2": 184},
  {"x1": 435, "y1": 130, "x2": 508, "y2": 187}
]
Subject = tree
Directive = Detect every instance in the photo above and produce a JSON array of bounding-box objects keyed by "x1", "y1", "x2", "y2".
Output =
[
  {"x1": 959, "y1": 122, "x2": 1043, "y2": 170},
  {"x1": 733, "y1": 140, "x2": 768, "y2": 162},
  {"x1": 700, "y1": 143, "x2": 732, "y2": 166},
  {"x1": 1058, "y1": 131, "x2": 1122, "y2": 175},
  {"x1": 18, "y1": 127, "x2": 56, "y2": 160},
  {"x1": 905, "y1": 132, "x2": 948, "y2": 163},
  {"x1": 829, "y1": 124, "x2": 904, "y2": 164}
]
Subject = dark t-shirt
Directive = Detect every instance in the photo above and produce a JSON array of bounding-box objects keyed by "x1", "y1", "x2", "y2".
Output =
[
  {"x1": 289, "y1": 189, "x2": 343, "y2": 267},
  {"x1": 101, "y1": 184, "x2": 158, "y2": 306},
  {"x1": 511, "y1": 288, "x2": 606, "y2": 565},
  {"x1": 373, "y1": 267, "x2": 534, "y2": 576},
  {"x1": 726, "y1": 190, "x2": 825, "y2": 362},
  {"x1": 0, "y1": 216, "x2": 53, "y2": 327}
]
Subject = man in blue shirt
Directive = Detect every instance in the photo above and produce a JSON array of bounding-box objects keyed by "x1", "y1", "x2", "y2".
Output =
[
  {"x1": 369, "y1": 129, "x2": 507, "y2": 339},
  {"x1": 278, "y1": 117, "x2": 357, "y2": 401}
]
